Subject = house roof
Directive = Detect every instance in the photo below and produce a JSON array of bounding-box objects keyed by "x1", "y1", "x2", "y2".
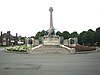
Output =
[{"x1": 0, "y1": 33, "x2": 16, "y2": 40}]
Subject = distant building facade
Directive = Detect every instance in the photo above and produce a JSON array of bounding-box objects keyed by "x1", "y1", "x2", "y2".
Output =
[{"x1": 0, "y1": 31, "x2": 18, "y2": 46}]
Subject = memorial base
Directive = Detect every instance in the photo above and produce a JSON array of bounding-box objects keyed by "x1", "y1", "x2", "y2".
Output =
[{"x1": 43, "y1": 35, "x2": 60, "y2": 45}]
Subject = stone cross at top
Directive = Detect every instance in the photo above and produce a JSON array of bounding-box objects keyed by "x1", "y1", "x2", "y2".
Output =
[
  {"x1": 48, "y1": 7, "x2": 55, "y2": 36},
  {"x1": 49, "y1": 7, "x2": 53, "y2": 12}
]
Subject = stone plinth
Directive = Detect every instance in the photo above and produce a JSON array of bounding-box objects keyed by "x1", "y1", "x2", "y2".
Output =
[
  {"x1": 43, "y1": 35, "x2": 60, "y2": 45},
  {"x1": 64, "y1": 39, "x2": 69, "y2": 45},
  {"x1": 31, "y1": 38, "x2": 39, "y2": 46}
]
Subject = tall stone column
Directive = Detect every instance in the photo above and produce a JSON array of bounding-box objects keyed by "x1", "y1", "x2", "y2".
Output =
[
  {"x1": 49, "y1": 7, "x2": 53, "y2": 28},
  {"x1": 48, "y1": 7, "x2": 55, "y2": 36}
]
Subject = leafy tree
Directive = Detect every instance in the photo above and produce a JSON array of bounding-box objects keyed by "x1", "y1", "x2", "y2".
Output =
[
  {"x1": 35, "y1": 30, "x2": 47, "y2": 39},
  {"x1": 35, "y1": 31, "x2": 41, "y2": 39},
  {"x1": 88, "y1": 29, "x2": 94, "y2": 33},
  {"x1": 78, "y1": 31, "x2": 86, "y2": 45},
  {"x1": 30, "y1": 36, "x2": 35, "y2": 38},
  {"x1": 83, "y1": 29, "x2": 95, "y2": 45},
  {"x1": 33, "y1": 27, "x2": 100, "y2": 46},
  {"x1": 95, "y1": 27, "x2": 100, "y2": 46},
  {"x1": 61, "y1": 31, "x2": 70, "y2": 39},
  {"x1": 18, "y1": 36, "x2": 26, "y2": 44},
  {"x1": 56, "y1": 31, "x2": 62, "y2": 36},
  {"x1": 41, "y1": 30, "x2": 48, "y2": 36},
  {"x1": 70, "y1": 31, "x2": 78, "y2": 38}
]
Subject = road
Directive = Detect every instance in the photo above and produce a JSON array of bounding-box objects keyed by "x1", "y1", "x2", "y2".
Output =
[{"x1": 0, "y1": 47, "x2": 100, "y2": 75}]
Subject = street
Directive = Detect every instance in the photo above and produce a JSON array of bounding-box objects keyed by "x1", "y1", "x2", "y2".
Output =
[{"x1": 0, "y1": 48, "x2": 100, "y2": 75}]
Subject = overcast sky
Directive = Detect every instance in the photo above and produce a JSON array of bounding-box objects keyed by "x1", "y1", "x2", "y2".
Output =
[{"x1": 0, "y1": 0, "x2": 100, "y2": 37}]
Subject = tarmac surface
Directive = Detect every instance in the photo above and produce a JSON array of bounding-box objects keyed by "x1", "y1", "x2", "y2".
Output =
[{"x1": 0, "y1": 47, "x2": 100, "y2": 75}]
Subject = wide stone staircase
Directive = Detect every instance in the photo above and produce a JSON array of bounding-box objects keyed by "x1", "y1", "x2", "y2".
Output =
[{"x1": 29, "y1": 45, "x2": 72, "y2": 54}]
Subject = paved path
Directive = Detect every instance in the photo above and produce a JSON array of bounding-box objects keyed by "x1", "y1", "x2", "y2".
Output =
[{"x1": 0, "y1": 48, "x2": 100, "y2": 75}]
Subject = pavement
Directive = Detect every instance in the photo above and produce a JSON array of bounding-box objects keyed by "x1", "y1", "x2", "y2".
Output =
[{"x1": 0, "y1": 47, "x2": 100, "y2": 75}]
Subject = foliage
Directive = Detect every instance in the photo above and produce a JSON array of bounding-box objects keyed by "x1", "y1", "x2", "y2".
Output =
[
  {"x1": 34, "y1": 27, "x2": 100, "y2": 46},
  {"x1": 35, "y1": 30, "x2": 48, "y2": 39},
  {"x1": 82, "y1": 29, "x2": 95, "y2": 45},
  {"x1": 70, "y1": 31, "x2": 78, "y2": 38},
  {"x1": 6, "y1": 45, "x2": 32, "y2": 52},
  {"x1": 95, "y1": 27, "x2": 100, "y2": 46},
  {"x1": 78, "y1": 31, "x2": 86, "y2": 45},
  {"x1": 19, "y1": 36, "x2": 26, "y2": 44},
  {"x1": 56, "y1": 31, "x2": 62, "y2": 36},
  {"x1": 61, "y1": 31, "x2": 70, "y2": 39}
]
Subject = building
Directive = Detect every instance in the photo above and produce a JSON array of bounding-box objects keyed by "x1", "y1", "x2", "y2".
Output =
[{"x1": 0, "y1": 31, "x2": 18, "y2": 46}]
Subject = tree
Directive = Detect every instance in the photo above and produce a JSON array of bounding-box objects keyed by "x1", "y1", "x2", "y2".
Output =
[
  {"x1": 95, "y1": 27, "x2": 100, "y2": 46},
  {"x1": 61, "y1": 31, "x2": 70, "y2": 39},
  {"x1": 35, "y1": 31, "x2": 41, "y2": 39},
  {"x1": 70, "y1": 31, "x2": 78, "y2": 38},
  {"x1": 41, "y1": 30, "x2": 48, "y2": 36},
  {"x1": 35, "y1": 30, "x2": 47, "y2": 39},
  {"x1": 56, "y1": 31, "x2": 62, "y2": 36},
  {"x1": 19, "y1": 36, "x2": 26, "y2": 44},
  {"x1": 30, "y1": 36, "x2": 35, "y2": 38},
  {"x1": 88, "y1": 29, "x2": 94, "y2": 33},
  {"x1": 83, "y1": 29, "x2": 95, "y2": 45},
  {"x1": 78, "y1": 31, "x2": 86, "y2": 45}
]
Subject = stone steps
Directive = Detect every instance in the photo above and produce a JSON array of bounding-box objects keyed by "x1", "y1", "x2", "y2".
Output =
[{"x1": 30, "y1": 45, "x2": 71, "y2": 54}]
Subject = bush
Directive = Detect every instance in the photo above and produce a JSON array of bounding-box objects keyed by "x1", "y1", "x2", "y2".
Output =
[
  {"x1": 66, "y1": 45, "x2": 96, "y2": 52},
  {"x1": 6, "y1": 45, "x2": 32, "y2": 52}
]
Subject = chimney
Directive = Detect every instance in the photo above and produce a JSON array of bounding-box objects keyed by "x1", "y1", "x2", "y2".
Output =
[
  {"x1": 7, "y1": 31, "x2": 10, "y2": 35},
  {"x1": 1, "y1": 31, "x2": 3, "y2": 45},
  {"x1": 15, "y1": 33, "x2": 18, "y2": 45},
  {"x1": 1, "y1": 31, "x2": 2, "y2": 36},
  {"x1": 7, "y1": 31, "x2": 11, "y2": 46},
  {"x1": 16, "y1": 33, "x2": 18, "y2": 37}
]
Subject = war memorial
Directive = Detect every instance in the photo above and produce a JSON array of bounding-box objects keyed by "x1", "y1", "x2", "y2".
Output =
[
  {"x1": 0, "y1": 7, "x2": 100, "y2": 75},
  {"x1": 5, "y1": 7, "x2": 98, "y2": 54},
  {"x1": 28, "y1": 7, "x2": 76, "y2": 54}
]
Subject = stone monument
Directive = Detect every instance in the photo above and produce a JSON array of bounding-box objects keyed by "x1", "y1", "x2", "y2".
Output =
[
  {"x1": 43, "y1": 7, "x2": 60, "y2": 45},
  {"x1": 29, "y1": 7, "x2": 76, "y2": 54}
]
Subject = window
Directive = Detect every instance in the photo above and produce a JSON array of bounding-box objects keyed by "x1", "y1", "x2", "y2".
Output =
[{"x1": 3, "y1": 38, "x2": 6, "y2": 41}]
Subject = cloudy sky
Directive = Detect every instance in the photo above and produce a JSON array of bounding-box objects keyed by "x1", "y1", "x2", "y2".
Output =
[{"x1": 0, "y1": 0, "x2": 100, "y2": 37}]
